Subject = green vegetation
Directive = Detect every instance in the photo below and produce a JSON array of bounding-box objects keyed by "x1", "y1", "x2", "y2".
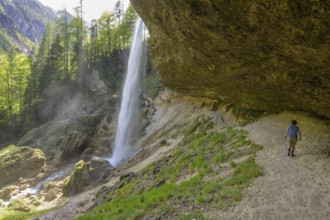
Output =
[
  {"x1": 76, "y1": 116, "x2": 263, "y2": 220},
  {"x1": 0, "y1": 208, "x2": 44, "y2": 220},
  {"x1": 0, "y1": 145, "x2": 18, "y2": 157},
  {"x1": 0, "y1": 1, "x2": 140, "y2": 142},
  {"x1": 0, "y1": 204, "x2": 60, "y2": 220},
  {"x1": 0, "y1": 52, "x2": 31, "y2": 128}
]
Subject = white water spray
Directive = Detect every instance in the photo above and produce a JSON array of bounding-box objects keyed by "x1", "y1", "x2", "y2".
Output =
[{"x1": 109, "y1": 18, "x2": 145, "y2": 167}]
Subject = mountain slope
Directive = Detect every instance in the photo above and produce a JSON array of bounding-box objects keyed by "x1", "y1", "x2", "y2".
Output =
[{"x1": 0, "y1": 0, "x2": 57, "y2": 55}]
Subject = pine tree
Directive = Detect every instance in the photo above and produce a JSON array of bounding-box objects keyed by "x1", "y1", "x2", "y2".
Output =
[
  {"x1": 39, "y1": 35, "x2": 64, "y2": 94},
  {"x1": 56, "y1": 8, "x2": 70, "y2": 81},
  {"x1": 98, "y1": 11, "x2": 116, "y2": 56}
]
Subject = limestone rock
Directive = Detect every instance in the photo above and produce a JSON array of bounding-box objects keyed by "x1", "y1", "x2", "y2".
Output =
[
  {"x1": 0, "y1": 145, "x2": 45, "y2": 188},
  {"x1": 62, "y1": 160, "x2": 89, "y2": 196},
  {"x1": 131, "y1": 0, "x2": 330, "y2": 119},
  {"x1": 62, "y1": 159, "x2": 114, "y2": 196},
  {"x1": 61, "y1": 131, "x2": 89, "y2": 159},
  {"x1": 0, "y1": 185, "x2": 19, "y2": 201},
  {"x1": 44, "y1": 187, "x2": 59, "y2": 201}
]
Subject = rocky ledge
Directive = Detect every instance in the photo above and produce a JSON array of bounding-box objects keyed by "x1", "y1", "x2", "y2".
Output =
[{"x1": 131, "y1": 0, "x2": 330, "y2": 118}]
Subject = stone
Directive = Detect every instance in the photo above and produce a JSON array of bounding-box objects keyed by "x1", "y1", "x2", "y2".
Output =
[
  {"x1": 0, "y1": 145, "x2": 45, "y2": 188},
  {"x1": 0, "y1": 185, "x2": 19, "y2": 201},
  {"x1": 89, "y1": 157, "x2": 110, "y2": 170},
  {"x1": 153, "y1": 179, "x2": 166, "y2": 188},
  {"x1": 62, "y1": 160, "x2": 89, "y2": 196},
  {"x1": 62, "y1": 159, "x2": 113, "y2": 196},
  {"x1": 8, "y1": 199, "x2": 32, "y2": 212},
  {"x1": 119, "y1": 172, "x2": 137, "y2": 182},
  {"x1": 44, "y1": 188, "x2": 59, "y2": 201},
  {"x1": 61, "y1": 131, "x2": 89, "y2": 159}
]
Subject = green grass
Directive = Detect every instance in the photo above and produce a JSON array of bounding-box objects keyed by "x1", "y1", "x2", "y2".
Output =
[
  {"x1": 176, "y1": 211, "x2": 206, "y2": 220},
  {"x1": 75, "y1": 116, "x2": 263, "y2": 220},
  {"x1": 0, "y1": 207, "x2": 54, "y2": 220}
]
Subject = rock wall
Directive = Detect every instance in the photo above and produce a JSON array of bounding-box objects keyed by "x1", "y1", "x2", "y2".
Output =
[{"x1": 131, "y1": 0, "x2": 330, "y2": 118}]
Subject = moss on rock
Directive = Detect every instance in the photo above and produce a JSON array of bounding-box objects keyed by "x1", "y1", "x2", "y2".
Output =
[{"x1": 0, "y1": 145, "x2": 45, "y2": 188}]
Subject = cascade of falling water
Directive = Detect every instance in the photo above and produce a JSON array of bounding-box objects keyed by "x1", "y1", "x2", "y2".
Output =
[{"x1": 109, "y1": 18, "x2": 145, "y2": 167}]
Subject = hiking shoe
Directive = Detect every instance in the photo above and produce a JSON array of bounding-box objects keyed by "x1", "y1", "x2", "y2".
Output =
[
  {"x1": 291, "y1": 151, "x2": 295, "y2": 157},
  {"x1": 287, "y1": 149, "x2": 290, "y2": 156}
]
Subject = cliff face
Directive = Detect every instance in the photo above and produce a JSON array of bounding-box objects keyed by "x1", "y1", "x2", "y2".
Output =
[
  {"x1": 131, "y1": 0, "x2": 330, "y2": 118},
  {"x1": 0, "y1": 0, "x2": 57, "y2": 54}
]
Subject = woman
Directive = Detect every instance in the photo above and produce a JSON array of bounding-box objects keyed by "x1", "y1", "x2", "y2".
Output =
[{"x1": 285, "y1": 120, "x2": 302, "y2": 157}]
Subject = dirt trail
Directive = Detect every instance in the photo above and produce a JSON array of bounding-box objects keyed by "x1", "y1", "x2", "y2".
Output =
[{"x1": 207, "y1": 112, "x2": 330, "y2": 220}]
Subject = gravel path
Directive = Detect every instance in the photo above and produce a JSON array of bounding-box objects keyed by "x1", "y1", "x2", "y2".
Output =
[{"x1": 207, "y1": 112, "x2": 330, "y2": 220}]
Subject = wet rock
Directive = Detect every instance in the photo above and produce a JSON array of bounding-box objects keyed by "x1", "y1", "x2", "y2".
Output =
[
  {"x1": 8, "y1": 199, "x2": 33, "y2": 212},
  {"x1": 62, "y1": 160, "x2": 90, "y2": 196},
  {"x1": 62, "y1": 159, "x2": 113, "y2": 196},
  {"x1": 0, "y1": 199, "x2": 5, "y2": 208},
  {"x1": 61, "y1": 131, "x2": 89, "y2": 159},
  {"x1": 44, "y1": 188, "x2": 59, "y2": 201},
  {"x1": 0, "y1": 145, "x2": 45, "y2": 188},
  {"x1": 90, "y1": 157, "x2": 110, "y2": 169},
  {"x1": 0, "y1": 185, "x2": 19, "y2": 201}
]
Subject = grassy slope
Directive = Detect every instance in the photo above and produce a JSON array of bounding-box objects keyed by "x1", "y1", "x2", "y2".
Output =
[{"x1": 76, "y1": 116, "x2": 263, "y2": 220}]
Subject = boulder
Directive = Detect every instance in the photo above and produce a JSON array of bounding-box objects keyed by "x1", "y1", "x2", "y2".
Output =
[
  {"x1": 44, "y1": 187, "x2": 59, "y2": 201},
  {"x1": 62, "y1": 159, "x2": 114, "y2": 196},
  {"x1": 89, "y1": 157, "x2": 110, "y2": 169},
  {"x1": 62, "y1": 160, "x2": 90, "y2": 196},
  {"x1": 0, "y1": 185, "x2": 19, "y2": 201},
  {"x1": 0, "y1": 145, "x2": 45, "y2": 188}
]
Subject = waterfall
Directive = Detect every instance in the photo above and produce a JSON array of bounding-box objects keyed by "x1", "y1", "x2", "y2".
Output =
[{"x1": 109, "y1": 18, "x2": 145, "y2": 167}]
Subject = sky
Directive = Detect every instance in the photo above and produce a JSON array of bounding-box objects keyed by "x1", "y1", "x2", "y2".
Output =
[{"x1": 38, "y1": 0, "x2": 130, "y2": 21}]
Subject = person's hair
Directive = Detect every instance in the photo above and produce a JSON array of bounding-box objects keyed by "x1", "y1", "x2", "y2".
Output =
[{"x1": 291, "y1": 120, "x2": 297, "y2": 125}]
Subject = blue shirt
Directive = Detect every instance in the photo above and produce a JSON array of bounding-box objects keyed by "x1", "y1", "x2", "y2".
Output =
[{"x1": 287, "y1": 125, "x2": 299, "y2": 138}]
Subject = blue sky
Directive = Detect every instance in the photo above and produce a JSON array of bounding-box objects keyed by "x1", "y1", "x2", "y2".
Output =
[{"x1": 38, "y1": 0, "x2": 130, "y2": 21}]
